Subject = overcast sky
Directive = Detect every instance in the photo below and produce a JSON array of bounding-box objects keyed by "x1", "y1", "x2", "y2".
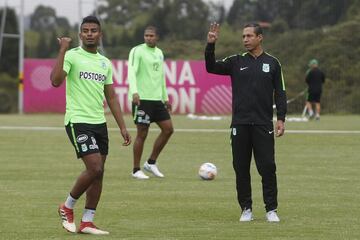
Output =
[{"x1": 1, "y1": 0, "x2": 234, "y2": 25}]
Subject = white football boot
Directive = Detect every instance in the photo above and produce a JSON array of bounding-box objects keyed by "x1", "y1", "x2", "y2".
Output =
[
  {"x1": 239, "y1": 208, "x2": 253, "y2": 222},
  {"x1": 78, "y1": 221, "x2": 109, "y2": 235},
  {"x1": 144, "y1": 162, "x2": 164, "y2": 178},
  {"x1": 266, "y1": 210, "x2": 280, "y2": 222},
  {"x1": 132, "y1": 170, "x2": 149, "y2": 179}
]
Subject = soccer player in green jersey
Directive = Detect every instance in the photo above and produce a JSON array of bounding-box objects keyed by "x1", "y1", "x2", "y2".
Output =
[
  {"x1": 50, "y1": 16, "x2": 131, "y2": 235},
  {"x1": 128, "y1": 26, "x2": 174, "y2": 179}
]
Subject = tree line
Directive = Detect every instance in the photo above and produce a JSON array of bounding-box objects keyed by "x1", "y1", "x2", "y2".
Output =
[{"x1": 1, "y1": 0, "x2": 360, "y2": 113}]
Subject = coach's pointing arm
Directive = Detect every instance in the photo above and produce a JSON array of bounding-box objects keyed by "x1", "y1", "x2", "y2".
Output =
[{"x1": 50, "y1": 37, "x2": 71, "y2": 87}]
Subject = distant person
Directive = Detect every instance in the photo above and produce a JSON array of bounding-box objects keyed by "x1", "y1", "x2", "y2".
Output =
[
  {"x1": 50, "y1": 16, "x2": 131, "y2": 235},
  {"x1": 205, "y1": 22, "x2": 287, "y2": 222},
  {"x1": 305, "y1": 59, "x2": 325, "y2": 120},
  {"x1": 127, "y1": 26, "x2": 174, "y2": 180}
]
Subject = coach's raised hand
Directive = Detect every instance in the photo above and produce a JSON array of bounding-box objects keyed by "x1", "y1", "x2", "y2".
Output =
[{"x1": 207, "y1": 22, "x2": 220, "y2": 43}]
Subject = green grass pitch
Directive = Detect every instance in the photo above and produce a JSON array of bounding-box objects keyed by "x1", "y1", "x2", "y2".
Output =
[{"x1": 0, "y1": 114, "x2": 359, "y2": 239}]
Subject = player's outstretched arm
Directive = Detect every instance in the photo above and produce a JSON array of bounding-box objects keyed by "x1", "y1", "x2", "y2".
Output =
[
  {"x1": 207, "y1": 22, "x2": 220, "y2": 43},
  {"x1": 104, "y1": 84, "x2": 131, "y2": 146},
  {"x1": 50, "y1": 37, "x2": 71, "y2": 87}
]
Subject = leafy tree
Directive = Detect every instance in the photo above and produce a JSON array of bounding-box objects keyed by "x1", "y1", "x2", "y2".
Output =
[
  {"x1": 290, "y1": 0, "x2": 350, "y2": 29},
  {"x1": 344, "y1": 0, "x2": 360, "y2": 20},
  {"x1": 56, "y1": 17, "x2": 71, "y2": 29},
  {"x1": 227, "y1": 0, "x2": 351, "y2": 29},
  {"x1": 0, "y1": 7, "x2": 19, "y2": 112},
  {"x1": 0, "y1": 72, "x2": 17, "y2": 112},
  {"x1": 207, "y1": 1, "x2": 226, "y2": 23},
  {"x1": 30, "y1": 5, "x2": 70, "y2": 31},
  {"x1": 47, "y1": 30, "x2": 60, "y2": 58},
  {"x1": 269, "y1": 17, "x2": 289, "y2": 33},
  {"x1": 98, "y1": 0, "x2": 159, "y2": 26},
  {"x1": 36, "y1": 32, "x2": 49, "y2": 58},
  {"x1": 99, "y1": 0, "x2": 210, "y2": 41},
  {"x1": 0, "y1": 7, "x2": 19, "y2": 77},
  {"x1": 160, "y1": 0, "x2": 210, "y2": 40},
  {"x1": 227, "y1": 0, "x2": 256, "y2": 27},
  {"x1": 30, "y1": 5, "x2": 58, "y2": 31},
  {"x1": 24, "y1": 31, "x2": 40, "y2": 57}
]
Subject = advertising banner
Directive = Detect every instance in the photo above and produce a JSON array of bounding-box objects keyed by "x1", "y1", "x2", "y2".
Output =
[{"x1": 24, "y1": 59, "x2": 232, "y2": 114}]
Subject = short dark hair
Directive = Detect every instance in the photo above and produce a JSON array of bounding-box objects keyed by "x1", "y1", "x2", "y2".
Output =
[
  {"x1": 244, "y1": 23, "x2": 263, "y2": 35},
  {"x1": 144, "y1": 25, "x2": 158, "y2": 35},
  {"x1": 81, "y1": 16, "x2": 101, "y2": 29}
]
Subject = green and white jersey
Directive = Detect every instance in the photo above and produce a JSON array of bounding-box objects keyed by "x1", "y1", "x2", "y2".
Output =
[
  {"x1": 127, "y1": 43, "x2": 168, "y2": 101},
  {"x1": 63, "y1": 46, "x2": 113, "y2": 125}
]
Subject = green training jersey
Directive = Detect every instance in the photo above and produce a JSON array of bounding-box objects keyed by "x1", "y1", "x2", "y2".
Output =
[
  {"x1": 127, "y1": 43, "x2": 168, "y2": 101},
  {"x1": 63, "y1": 46, "x2": 113, "y2": 125}
]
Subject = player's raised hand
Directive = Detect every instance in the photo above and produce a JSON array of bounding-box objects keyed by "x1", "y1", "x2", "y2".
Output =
[
  {"x1": 207, "y1": 22, "x2": 220, "y2": 43},
  {"x1": 57, "y1": 37, "x2": 72, "y2": 51}
]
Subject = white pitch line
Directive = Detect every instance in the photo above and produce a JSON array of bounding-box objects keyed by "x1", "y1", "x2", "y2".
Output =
[{"x1": 0, "y1": 126, "x2": 360, "y2": 134}]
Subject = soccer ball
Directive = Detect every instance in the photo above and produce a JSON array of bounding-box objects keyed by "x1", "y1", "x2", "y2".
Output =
[{"x1": 198, "y1": 162, "x2": 217, "y2": 180}]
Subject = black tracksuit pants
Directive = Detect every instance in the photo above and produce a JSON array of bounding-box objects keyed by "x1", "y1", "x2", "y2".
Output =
[{"x1": 231, "y1": 124, "x2": 278, "y2": 212}]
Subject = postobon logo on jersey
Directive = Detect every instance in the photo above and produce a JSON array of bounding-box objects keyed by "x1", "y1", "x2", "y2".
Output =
[{"x1": 79, "y1": 71, "x2": 106, "y2": 83}]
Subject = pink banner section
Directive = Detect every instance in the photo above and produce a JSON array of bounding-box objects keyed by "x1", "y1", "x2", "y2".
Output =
[{"x1": 24, "y1": 59, "x2": 232, "y2": 114}]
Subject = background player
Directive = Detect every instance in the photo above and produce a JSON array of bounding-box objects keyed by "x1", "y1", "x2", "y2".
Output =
[
  {"x1": 305, "y1": 59, "x2": 326, "y2": 120},
  {"x1": 127, "y1": 26, "x2": 174, "y2": 179}
]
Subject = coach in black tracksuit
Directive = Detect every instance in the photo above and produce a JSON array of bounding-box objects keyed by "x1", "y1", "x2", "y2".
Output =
[{"x1": 205, "y1": 23, "x2": 287, "y2": 222}]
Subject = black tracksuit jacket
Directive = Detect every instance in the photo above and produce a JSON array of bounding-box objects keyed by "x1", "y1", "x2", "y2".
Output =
[{"x1": 205, "y1": 43, "x2": 287, "y2": 126}]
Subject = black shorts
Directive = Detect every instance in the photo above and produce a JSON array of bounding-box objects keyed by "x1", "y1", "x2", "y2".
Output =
[
  {"x1": 307, "y1": 91, "x2": 322, "y2": 103},
  {"x1": 132, "y1": 100, "x2": 170, "y2": 125},
  {"x1": 65, "y1": 122, "x2": 109, "y2": 158}
]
